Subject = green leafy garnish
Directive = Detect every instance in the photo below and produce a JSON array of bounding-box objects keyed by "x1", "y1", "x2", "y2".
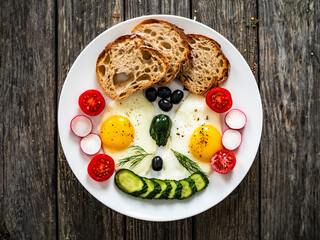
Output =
[
  {"x1": 118, "y1": 146, "x2": 152, "y2": 169},
  {"x1": 171, "y1": 149, "x2": 205, "y2": 175}
]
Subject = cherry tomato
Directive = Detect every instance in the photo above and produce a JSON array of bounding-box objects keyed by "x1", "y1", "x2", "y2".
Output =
[
  {"x1": 78, "y1": 90, "x2": 105, "y2": 116},
  {"x1": 206, "y1": 87, "x2": 232, "y2": 113},
  {"x1": 88, "y1": 154, "x2": 115, "y2": 181},
  {"x1": 210, "y1": 149, "x2": 236, "y2": 174}
]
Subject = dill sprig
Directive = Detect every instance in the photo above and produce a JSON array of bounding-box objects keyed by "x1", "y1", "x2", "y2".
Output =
[
  {"x1": 171, "y1": 149, "x2": 205, "y2": 175},
  {"x1": 118, "y1": 146, "x2": 152, "y2": 170}
]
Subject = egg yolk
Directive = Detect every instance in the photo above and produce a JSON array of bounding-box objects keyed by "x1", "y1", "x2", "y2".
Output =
[
  {"x1": 100, "y1": 115, "x2": 134, "y2": 150},
  {"x1": 189, "y1": 125, "x2": 223, "y2": 162}
]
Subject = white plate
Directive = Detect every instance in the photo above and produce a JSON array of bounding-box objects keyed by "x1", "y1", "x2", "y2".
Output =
[{"x1": 58, "y1": 15, "x2": 263, "y2": 221}]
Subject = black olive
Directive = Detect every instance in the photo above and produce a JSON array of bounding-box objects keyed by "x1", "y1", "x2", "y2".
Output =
[
  {"x1": 158, "y1": 99, "x2": 173, "y2": 112},
  {"x1": 152, "y1": 156, "x2": 163, "y2": 171},
  {"x1": 157, "y1": 86, "x2": 171, "y2": 99},
  {"x1": 145, "y1": 87, "x2": 157, "y2": 102},
  {"x1": 170, "y1": 90, "x2": 184, "y2": 104}
]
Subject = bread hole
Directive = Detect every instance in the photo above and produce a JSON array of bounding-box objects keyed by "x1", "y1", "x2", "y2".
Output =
[
  {"x1": 104, "y1": 54, "x2": 110, "y2": 64},
  {"x1": 161, "y1": 42, "x2": 171, "y2": 49},
  {"x1": 133, "y1": 85, "x2": 139, "y2": 89},
  {"x1": 179, "y1": 47, "x2": 185, "y2": 52},
  {"x1": 99, "y1": 65, "x2": 105, "y2": 75},
  {"x1": 136, "y1": 74, "x2": 151, "y2": 81},
  {"x1": 216, "y1": 68, "x2": 220, "y2": 73},
  {"x1": 144, "y1": 68, "x2": 151, "y2": 73},
  {"x1": 207, "y1": 77, "x2": 211, "y2": 80},
  {"x1": 219, "y1": 59, "x2": 223, "y2": 67},
  {"x1": 135, "y1": 66, "x2": 139, "y2": 70},
  {"x1": 154, "y1": 67, "x2": 158, "y2": 72},
  {"x1": 113, "y1": 72, "x2": 134, "y2": 88},
  {"x1": 158, "y1": 36, "x2": 164, "y2": 40},
  {"x1": 144, "y1": 29, "x2": 152, "y2": 33},
  {"x1": 141, "y1": 50, "x2": 152, "y2": 60},
  {"x1": 199, "y1": 45, "x2": 211, "y2": 51},
  {"x1": 173, "y1": 37, "x2": 178, "y2": 43},
  {"x1": 151, "y1": 31, "x2": 157, "y2": 36},
  {"x1": 197, "y1": 65, "x2": 202, "y2": 70},
  {"x1": 119, "y1": 92, "x2": 126, "y2": 97}
]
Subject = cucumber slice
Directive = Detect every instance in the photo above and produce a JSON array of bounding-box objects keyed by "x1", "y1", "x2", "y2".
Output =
[
  {"x1": 189, "y1": 172, "x2": 209, "y2": 192},
  {"x1": 153, "y1": 179, "x2": 172, "y2": 199},
  {"x1": 139, "y1": 178, "x2": 161, "y2": 199},
  {"x1": 114, "y1": 169, "x2": 147, "y2": 197},
  {"x1": 179, "y1": 178, "x2": 197, "y2": 199},
  {"x1": 166, "y1": 180, "x2": 182, "y2": 199}
]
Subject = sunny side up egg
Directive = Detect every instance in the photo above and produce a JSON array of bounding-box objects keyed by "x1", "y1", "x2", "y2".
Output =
[
  {"x1": 98, "y1": 91, "x2": 157, "y2": 176},
  {"x1": 159, "y1": 93, "x2": 223, "y2": 180}
]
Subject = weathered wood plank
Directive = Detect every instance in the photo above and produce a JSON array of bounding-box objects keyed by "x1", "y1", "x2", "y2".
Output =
[
  {"x1": 259, "y1": 0, "x2": 320, "y2": 239},
  {"x1": 192, "y1": 0, "x2": 260, "y2": 239},
  {"x1": 0, "y1": 0, "x2": 56, "y2": 239},
  {"x1": 57, "y1": 1, "x2": 125, "y2": 239},
  {"x1": 124, "y1": 1, "x2": 193, "y2": 239}
]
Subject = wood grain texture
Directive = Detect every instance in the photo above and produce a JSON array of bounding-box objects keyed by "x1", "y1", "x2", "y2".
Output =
[
  {"x1": 0, "y1": 0, "x2": 56, "y2": 239},
  {"x1": 57, "y1": 1, "x2": 125, "y2": 239},
  {"x1": 192, "y1": 0, "x2": 260, "y2": 239},
  {"x1": 124, "y1": 1, "x2": 193, "y2": 240},
  {"x1": 259, "y1": 0, "x2": 320, "y2": 239},
  {"x1": 1, "y1": 0, "x2": 319, "y2": 239}
]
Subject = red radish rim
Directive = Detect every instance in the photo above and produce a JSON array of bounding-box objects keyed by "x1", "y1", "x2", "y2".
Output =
[
  {"x1": 225, "y1": 109, "x2": 247, "y2": 130},
  {"x1": 80, "y1": 133, "x2": 102, "y2": 156},
  {"x1": 222, "y1": 129, "x2": 242, "y2": 151},
  {"x1": 70, "y1": 115, "x2": 93, "y2": 137}
]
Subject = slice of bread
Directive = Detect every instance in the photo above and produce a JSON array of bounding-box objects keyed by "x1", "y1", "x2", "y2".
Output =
[
  {"x1": 96, "y1": 34, "x2": 169, "y2": 100},
  {"x1": 132, "y1": 19, "x2": 192, "y2": 86},
  {"x1": 177, "y1": 34, "x2": 230, "y2": 94}
]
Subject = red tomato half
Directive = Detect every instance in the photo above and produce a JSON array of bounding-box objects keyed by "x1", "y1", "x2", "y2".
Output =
[
  {"x1": 210, "y1": 149, "x2": 236, "y2": 174},
  {"x1": 88, "y1": 154, "x2": 115, "y2": 182},
  {"x1": 206, "y1": 87, "x2": 232, "y2": 113},
  {"x1": 78, "y1": 90, "x2": 105, "y2": 116}
]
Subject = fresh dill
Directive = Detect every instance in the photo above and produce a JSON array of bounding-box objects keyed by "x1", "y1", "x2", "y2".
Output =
[
  {"x1": 118, "y1": 146, "x2": 152, "y2": 170},
  {"x1": 171, "y1": 149, "x2": 205, "y2": 175}
]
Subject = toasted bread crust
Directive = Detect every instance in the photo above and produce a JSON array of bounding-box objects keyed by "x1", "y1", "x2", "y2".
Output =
[
  {"x1": 132, "y1": 19, "x2": 192, "y2": 86},
  {"x1": 96, "y1": 34, "x2": 169, "y2": 100},
  {"x1": 178, "y1": 34, "x2": 230, "y2": 94}
]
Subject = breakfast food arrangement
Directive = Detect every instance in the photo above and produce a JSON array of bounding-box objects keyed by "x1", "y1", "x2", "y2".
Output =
[{"x1": 70, "y1": 19, "x2": 248, "y2": 201}]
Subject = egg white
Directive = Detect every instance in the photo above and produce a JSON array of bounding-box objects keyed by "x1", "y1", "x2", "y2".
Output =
[
  {"x1": 159, "y1": 93, "x2": 222, "y2": 180},
  {"x1": 98, "y1": 91, "x2": 156, "y2": 176}
]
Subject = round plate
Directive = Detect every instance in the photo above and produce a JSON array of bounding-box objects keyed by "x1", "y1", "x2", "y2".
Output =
[{"x1": 58, "y1": 15, "x2": 263, "y2": 221}]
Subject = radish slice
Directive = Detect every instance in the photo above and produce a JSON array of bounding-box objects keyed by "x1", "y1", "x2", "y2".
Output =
[
  {"x1": 222, "y1": 129, "x2": 242, "y2": 150},
  {"x1": 70, "y1": 115, "x2": 93, "y2": 137},
  {"x1": 80, "y1": 133, "x2": 101, "y2": 155},
  {"x1": 225, "y1": 109, "x2": 247, "y2": 130}
]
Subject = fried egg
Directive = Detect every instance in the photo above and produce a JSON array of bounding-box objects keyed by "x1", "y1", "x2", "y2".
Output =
[
  {"x1": 98, "y1": 91, "x2": 156, "y2": 176},
  {"x1": 159, "y1": 93, "x2": 223, "y2": 180}
]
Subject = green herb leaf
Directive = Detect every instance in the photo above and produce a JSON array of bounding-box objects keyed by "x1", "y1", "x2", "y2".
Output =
[
  {"x1": 171, "y1": 149, "x2": 205, "y2": 175},
  {"x1": 118, "y1": 146, "x2": 151, "y2": 169}
]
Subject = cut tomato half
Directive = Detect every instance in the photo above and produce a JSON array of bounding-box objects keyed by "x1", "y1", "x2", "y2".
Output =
[
  {"x1": 210, "y1": 149, "x2": 236, "y2": 174},
  {"x1": 88, "y1": 154, "x2": 115, "y2": 181},
  {"x1": 206, "y1": 87, "x2": 232, "y2": 113},
  {"x1": 78, "y1": 89, "x2": 105, "y2": 116}
]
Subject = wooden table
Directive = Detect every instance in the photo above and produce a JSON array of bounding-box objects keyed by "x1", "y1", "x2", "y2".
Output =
[{"x1": 1, "y1": 0, "x2": 319, "y2": 239}]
